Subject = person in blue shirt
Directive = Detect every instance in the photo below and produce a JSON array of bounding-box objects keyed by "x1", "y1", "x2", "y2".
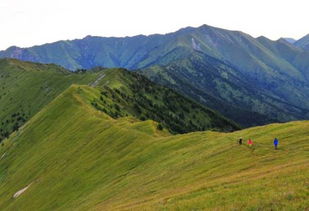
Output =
[{"x1": 274, "y1": 138, "x2": 279, "y2": 150}]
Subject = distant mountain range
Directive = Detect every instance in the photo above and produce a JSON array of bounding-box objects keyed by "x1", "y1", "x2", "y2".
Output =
[
  {"x1": 1, "y1": 25, "x2": 308, "y2": 127},
  {"x1": 0, "y1": 25, "x2": 308, "y2": 71}
]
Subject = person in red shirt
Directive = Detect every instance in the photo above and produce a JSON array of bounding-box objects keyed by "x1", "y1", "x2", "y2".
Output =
[{"x1": 247, "y1": 139, "x2": 253, "y2": 147}]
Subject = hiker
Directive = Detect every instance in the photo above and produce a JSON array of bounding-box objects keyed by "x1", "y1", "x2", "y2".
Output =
[
  {"x1": 274, "y1": 138, "x2": 279, "y2": 150},
  {"x1": 239, "y1": 137, "x2": 243, "y2": 145},
  {"x1": 247, "y1": 139, "x2": 253, "y2": 148}
]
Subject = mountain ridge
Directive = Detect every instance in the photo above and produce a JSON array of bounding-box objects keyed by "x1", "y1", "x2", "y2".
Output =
[
  {"x1": 0, "y1": 58, "x2": 238, "y2": 142},
  {"x1": 1, "y1": 24, "x2": 308, "y2": 71},
  {"x1": 0, "y1": 82, "x2": 308, "y2": 210}
]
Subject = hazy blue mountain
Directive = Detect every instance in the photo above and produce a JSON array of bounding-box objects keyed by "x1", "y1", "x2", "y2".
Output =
[
  {"x1": 294, "y1": 34, "x2": 309, "y2": 50},
  {"x1": 282, "y1": 37, "x2": 296, "y2": 44},
  {"x1": 0, "y1": 34, "x2": 194, "y2": 70},
  {"x1": 1, "y1": 25, "x2": 308, "y2": 73}
]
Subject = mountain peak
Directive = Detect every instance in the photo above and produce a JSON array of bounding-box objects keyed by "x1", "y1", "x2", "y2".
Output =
[
  {"x1": 294, "y1": 33, "x2": 309, "y2": 50},
  {"x1": 277, "y1": 38, "x2": 292, "y2": 44},
  {"x1": 5, "y1": 45, "x2": 22, "y2": 51},
  {"x1": 281, "y1": 37, "x2": 296, "y2": 44},
  {"x1": 257, "y1": 35, "x2": 269, "y2": 41}
]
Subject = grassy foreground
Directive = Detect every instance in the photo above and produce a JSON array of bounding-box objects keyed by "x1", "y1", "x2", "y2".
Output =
[{"x1": 0, "y1": 85, "x2": 308, "y2": 210}]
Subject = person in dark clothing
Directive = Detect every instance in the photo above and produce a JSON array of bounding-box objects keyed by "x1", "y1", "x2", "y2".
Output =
[
  {"x1": 274, "y1": 138, "x2": 279, "y2": 150},
  {"x1": 239, "y1": 137, "x2": 243, "y2": 145}
]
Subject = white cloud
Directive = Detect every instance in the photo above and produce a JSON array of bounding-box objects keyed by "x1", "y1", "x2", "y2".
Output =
[{"x1": 0, "y1": 0, "x2": 308, "y2": 50}]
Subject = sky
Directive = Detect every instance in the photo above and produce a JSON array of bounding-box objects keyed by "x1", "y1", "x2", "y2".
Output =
[{"x1": 0, "y1": 0, "x2": 308, "y2": 50}]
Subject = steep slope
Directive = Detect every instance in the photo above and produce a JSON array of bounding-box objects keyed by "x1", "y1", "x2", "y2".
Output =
[
  {"x1": 0, "y1": 59, "x2": 100, "y2": 141},
  {"x1": 90, "y1": 68, "x2": 239, "y2": 133},
  {"x1": 294, "y1": 34, "x2": 309, "y2": 50},
  {"x1": 142, "y1": 52, "x2": 309, "y2": 126},
  {"x1": 257, "y1": 37, "x2": 309, "y2": 81},
  {"x1": 0, "y1": 59, "x2": 238, "y2": 142},
  {"x1": 0, "y1": 85, "x2": 308, "y2": 210}
]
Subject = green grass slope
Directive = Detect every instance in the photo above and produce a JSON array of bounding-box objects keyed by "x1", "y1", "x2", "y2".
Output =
[
  {"x1": 0, "y1": 59, "x2": 100, "y2": 142},
  {"x1": 0, "y1": 85, "x2": 308, "y2": 210},
  {"x1": 0, "y1": 59, "x2": 238, "y2": 142}
]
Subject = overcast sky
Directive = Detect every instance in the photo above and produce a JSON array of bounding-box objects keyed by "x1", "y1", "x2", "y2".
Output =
[{"x1": 0, "y1": 0, "x2": 308, "y2": 50}]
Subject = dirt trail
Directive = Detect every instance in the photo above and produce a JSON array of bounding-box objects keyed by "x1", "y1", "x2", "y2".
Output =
[
  {"x1": 13, "y1": 184, "x2": 32, "y2": 198},
  {"x1": 90, "y1": 74, "x2": 105, "y2": 87},
  {"x1": 0, "y1": 153, "x2": 6, "y2": 160}
]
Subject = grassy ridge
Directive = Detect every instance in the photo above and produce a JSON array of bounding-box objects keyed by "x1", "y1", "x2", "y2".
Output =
[
  {"x1": 0, "y1": 58, "x2": 238, "y2": 142},
  {"x1": 0, "y1": 85, "x2": 307, "y2": 210},
  {"x1": 0, "y1": 59, "x2": 100, "y2": 141}
]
